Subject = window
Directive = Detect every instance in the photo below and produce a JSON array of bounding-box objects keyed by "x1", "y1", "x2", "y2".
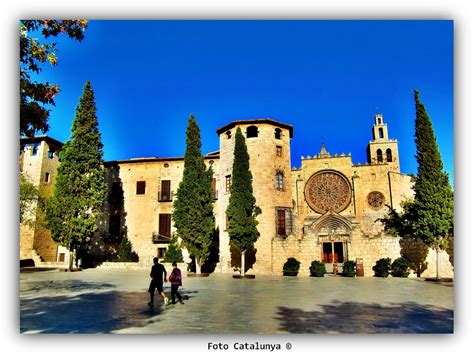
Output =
[
  {"x1": 386, "y1": 148, "x2": 393, "y2": 162},
  {"x1": 212, "y1": 178, "x2": 218, "y2": 199},
  {"x1": 157, "y1": 247, "x2": 166, "y2": 259},
  {"x1": 136, "y1": 181, "x2": 146, "y2": 195},
  {"x1": 276, "y1": 171, "x2": 284, "y2": 191},
  {"x1": 225, "y1": 213, "x2": 229, "y2": 230},
  {"x1": 47, "y1": 149, "x2": 55, "y2": 159},
  {"x1": 376, "y1": 149, "x2": 383, "y2": 163},
  {"x1": 225, "y1": 131, "x2": 232, "y2": 139},
  {"x1": 276, "y1": 207, "x2": 292, "y2": 236},
  {"x1": 45, "y1": 172, "x2": 50, "y2": 183},
  {"x1": 276, "y1": 145, "x2": 282, "y2": 157},
  {"x1": 377, "y1": 117, "x2": 381, "y2": 124},
  {"x1": 109, "y1": 215, "x2": 121, "y2": 237},
  {"x1": 58, "y1": 253, "x2": 65, "y2": 262},
  {"x1": 31, "y1": 143, "x2": 39, "y2": 156},
  {"x1": 378, "y1": 127, "x2": 384, "y2": 139},
  {"x1": 225, "y1": 175, "x2": 232, "y2": 192},
  {"x1": 246, "y1": 125, "x2": 258, "y2": 138},
  {"x1": 159, "y1": 214, "x2": 172, "y2": 238},
  {"x1": 275, "y1": 128, "x2": 282, "y2": 139},
  {"x1": 160, "y1": 180, "x2": 171, "y2": 201}
]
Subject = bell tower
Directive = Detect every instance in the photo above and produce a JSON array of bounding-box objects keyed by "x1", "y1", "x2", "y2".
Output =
[{"x1": 366, "y1": 113, "x2": 400, "y2": 171}]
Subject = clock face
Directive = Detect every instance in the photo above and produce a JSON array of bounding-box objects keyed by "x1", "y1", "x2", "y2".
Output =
[
  {"x1": 304, "y1": 170, "x2": 352, "y2": 214},
  {"x1": 367, "y1": 191, "x2": 385, "y2": 210}
]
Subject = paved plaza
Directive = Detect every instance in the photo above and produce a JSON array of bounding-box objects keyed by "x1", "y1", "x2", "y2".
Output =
[{"x1": 19, "y1": 268, "x2": 453, "y2": 334}]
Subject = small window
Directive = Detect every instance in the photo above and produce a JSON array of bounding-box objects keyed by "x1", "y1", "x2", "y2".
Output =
[
  {"x1": 276, "y1": 171, "x2": 284, "y2": 191},
  {"x1": 275, "y1": 128, "x2": 282, "y2": 139},
  {"x1": 377, "y1": 118, "x2": 381, "y2": 124},
  {"x1": 164, "y1": 163, "x2": 169, "y2": 168},
  {"x1": 376, "y1": 149, "x2": 383, "y2": 163},
  {"x1": 47, "y1": 150, "x2": 55, "y2": 159},
  {"x1": 378, "y1": 127, "x2": 384, "y2": 139},
  {"x1": 59, "y1": 253, "x2": 65, "y2": 262},
  {"x1": 225, "y1": 175, "x2": 232, "y2": 192},
  {"x1": 276, "y1": 145, "x2": 282, "y2": 157},
  {"x1": 157, "y1": 247, "x2": 166, "y2": 259},
  {"x1": 136, "y1": 181, "x2": 146, "y2": 195},
  {"x1": 45, "y1": 172, "x2": 50, "y2": 183},
  {"x1": 225, "y1": 131, "x2": 232, "y2": 139},
  {"x1": 386, "y1": 148, "x2": 393, "y2": 162},
  {"x1": 31, "y1": 143, "x2": 39, "y2": 156},
  {"x1": 246, "y1": 126, "x2": 258, "y2": 138}
]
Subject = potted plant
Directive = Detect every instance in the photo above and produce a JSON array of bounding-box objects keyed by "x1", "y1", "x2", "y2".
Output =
[
  {"x1": 309, "y1": 260, "x2": 326, "y2": 277},
  {"x1": 372, "y1": 257, "x2": 391, "y2": 277},
  {"x1": 283, "y1": 257, "x2": 300, "y2": 276},
  {"x1": 391, "y1": 257, "x2": 410, "y2": 277},
  {"x1": 342, "y1": 260, "x2": 356, "y2": 277}
]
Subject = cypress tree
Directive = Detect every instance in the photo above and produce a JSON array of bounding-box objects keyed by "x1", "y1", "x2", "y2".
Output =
[
  {"x1": 45, "y1": 81, "x2": 107, "y2": 269},
  {"x1": 173, "y1": 115, "x2": 215, "y2": 274},
  {"x1": 411, "y1": 90, "x2": 454, "y2": 279},
  {"x1": 163, "y1": 234, "x2": 183, "y2": 263},
  {"x1": 226, "y1": 127, "x2": 261, "y2": 277}
]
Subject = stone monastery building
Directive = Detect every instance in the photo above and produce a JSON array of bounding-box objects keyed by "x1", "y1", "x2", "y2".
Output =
[{"x1": 20, "y1": 114, "x2": 453, "y2": 277}]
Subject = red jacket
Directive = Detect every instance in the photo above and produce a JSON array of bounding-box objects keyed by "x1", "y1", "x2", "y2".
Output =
[{"x1": 169, "y1": 268, "x2": 182, "y2": 286}]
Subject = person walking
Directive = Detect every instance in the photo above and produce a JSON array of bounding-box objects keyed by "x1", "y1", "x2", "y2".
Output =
[
  {"x1": 169, "y1": 261, "x2": 184, "y2": 304},
  {"x1": 148, "y1": 257, "x2": 169, "y2": 306}
]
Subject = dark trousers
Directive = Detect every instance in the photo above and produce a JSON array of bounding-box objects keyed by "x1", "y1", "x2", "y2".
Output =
[{"x1": 171, "y1": 284, "x2": 182, "y2": 304}]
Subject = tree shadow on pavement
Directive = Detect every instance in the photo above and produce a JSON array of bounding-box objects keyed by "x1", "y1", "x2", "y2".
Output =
[
  {"x1": 276, "y1": 301, "x2": 453, "y2": 334},
  {"x1": 21, "y1": 280, "x2": 116, "y2": 294}
]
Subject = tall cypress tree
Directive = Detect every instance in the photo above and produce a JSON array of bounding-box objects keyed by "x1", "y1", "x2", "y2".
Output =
[
  {"x1": 173, "y1": 115, "x2": 215, "y2": 274},
  {"x1": 411, "y1": 90, "x2": 454, "y2": 279},
  {"x1": 226, "y1": 127, "x2": 261, "y2": 277},
  {"x1": 45, "y1": 81, "x2": 107, "y2": 268}
]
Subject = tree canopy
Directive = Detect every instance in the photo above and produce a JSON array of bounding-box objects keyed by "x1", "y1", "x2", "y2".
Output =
[
  {"x1": 20, "y1": 20, "x2": 87, "y2": 137},
  {"x1": 45, "y1": 81, "x2": 107, "y2": 258},
  {"x1": 172, "y1": 115, "x2": 215, "y2": 273}
]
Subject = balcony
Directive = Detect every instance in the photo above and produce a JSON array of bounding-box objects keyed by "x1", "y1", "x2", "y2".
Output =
[
  {"x1": 158, "y1": 191, "x2": 174, "y2": 202},
  {"x1": 152, "y1": 232, "x2": 171, "y2": 244}
]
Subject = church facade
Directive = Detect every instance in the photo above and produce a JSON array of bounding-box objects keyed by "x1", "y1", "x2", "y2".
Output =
[{"x1": 20, "y1": 114, "x2": 454, "y2": 277}]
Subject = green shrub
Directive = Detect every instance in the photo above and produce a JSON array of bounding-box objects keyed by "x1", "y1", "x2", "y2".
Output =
[
  {"x1": 391, "y1": 257, "x2": 410, "y2": 277},
  {"x1": 283, "y1": 257, "x2": 300, "y2": 276},
  {"x1": 118, "y1": 236, "x2": 134, "y2": 262},
  {"x1": 309, "y1": 260, "x2": 326, "y2": 277},
  {"x1": 372, "y1": 257, "x2": 391, "y2": 277},
  {"x1": 163, "y1": 234, "x2": 183, "y2": 263},
  {"x1": 342, "y1": 260, "x2": 356, "y2": 277}
]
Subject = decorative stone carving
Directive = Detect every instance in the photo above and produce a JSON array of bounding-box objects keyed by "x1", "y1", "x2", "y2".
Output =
[
  {"x1": 367, "y1": 191, "x2": 385, "y2": 210},
  {"x1": 304, "y1": 170, "x2": 352, "y2": 213}
]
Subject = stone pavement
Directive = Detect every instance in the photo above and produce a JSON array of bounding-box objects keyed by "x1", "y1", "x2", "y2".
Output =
[{"x1": 19, "y1": 268, "x2": 453, "y2": 334}]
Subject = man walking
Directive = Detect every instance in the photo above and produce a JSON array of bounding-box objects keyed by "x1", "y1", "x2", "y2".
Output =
[{"x1": 148, "y1": 257, "x2": 169, "y2": 306}]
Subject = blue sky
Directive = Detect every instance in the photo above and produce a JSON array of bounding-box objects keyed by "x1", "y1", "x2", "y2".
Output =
[{"x1": 34, "y1": 20, "x2": 453, "y2": 184}]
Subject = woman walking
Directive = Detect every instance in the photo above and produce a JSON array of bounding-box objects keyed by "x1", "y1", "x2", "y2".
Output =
[{"x1": 169, "y1": 261, "x2": 184, "y2": 304}]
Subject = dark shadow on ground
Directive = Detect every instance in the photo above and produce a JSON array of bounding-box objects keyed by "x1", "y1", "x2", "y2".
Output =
[
  {"x1": 276, "y1": 301, "x2": 453, "y2": 334},
  {"x1": 20, "y1": 288, "x2": 199, "y2": 333},
  {"x1": 22, "y1": 280, "x2": 116, "y2": 293}
]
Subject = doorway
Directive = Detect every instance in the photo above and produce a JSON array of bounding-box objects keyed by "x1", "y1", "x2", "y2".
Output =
[{"x1": 322, "y1": 241, "x2": 345, "y2": 273}]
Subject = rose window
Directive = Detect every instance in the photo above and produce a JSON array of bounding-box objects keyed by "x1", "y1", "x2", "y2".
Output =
[
  {"x1": 304, "y1": 170, "x2": 352, "y2": 213},
  {"x1": 367, "y1": 191, "x2": 385, "y2": 210}
]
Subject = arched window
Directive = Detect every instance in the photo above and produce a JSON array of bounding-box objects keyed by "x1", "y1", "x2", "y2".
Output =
[
  {"x1": 377, "y1": 117, "x2": 381, "y2": 124},
  {"x1": 274, "y1": 128, "x2": 282, "y2": 139},
  {"x1": 386, "y1": 148, "x2": 392, "y2": 162},
  {"x1": 276, "y1": 171, "x2": 284, "y2": 191},
  {"x1": 246, "y1": 126, "x2": 258, "y2": 138},
  {"x1": 378, "y1": 127, "x2": 384, "y2": 139},
  {"x1": 376, "y1": 149, "x2": 383, "y2": 163},
  {"x1": 225, "y1": 131, "x2": 231, "y2": 139}
]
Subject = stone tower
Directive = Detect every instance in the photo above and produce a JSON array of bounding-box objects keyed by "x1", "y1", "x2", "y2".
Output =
[
  {"x1": 366, "y1": 113, "x2": 400, "y2": 171},
  {"x1": 20, "y1": 136, "x2": 65, "y2": 262},
  {"x1": 216, "y1": 119, "x2": 293, "y2": 274}
]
